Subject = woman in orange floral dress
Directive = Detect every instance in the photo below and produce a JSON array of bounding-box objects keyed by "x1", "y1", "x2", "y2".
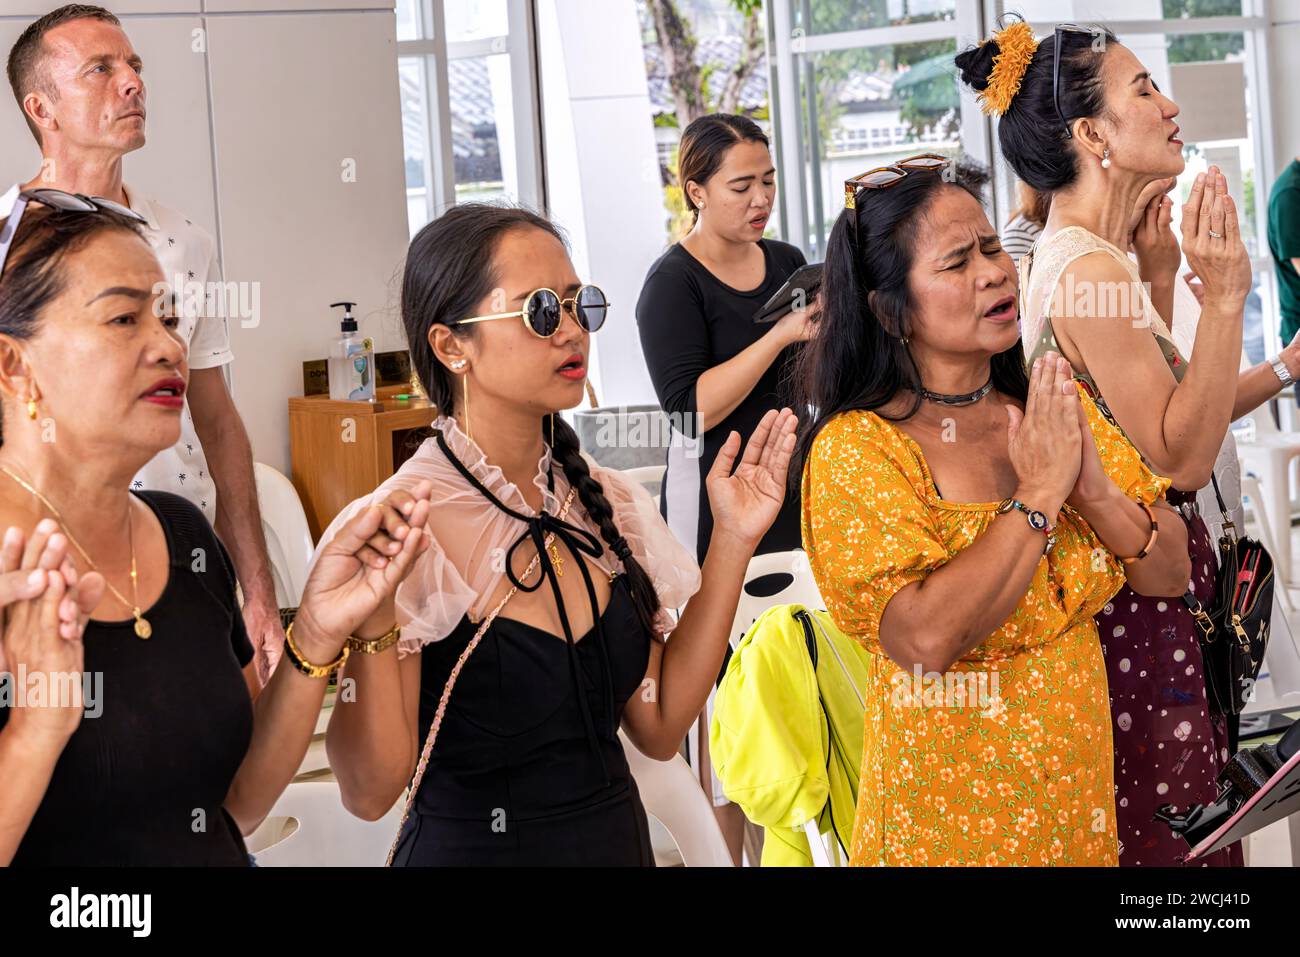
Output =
[{"x1": 792, "y1": 159, "x2": 1191, "y2": 866}]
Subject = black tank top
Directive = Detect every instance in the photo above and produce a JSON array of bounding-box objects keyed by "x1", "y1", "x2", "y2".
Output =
[
  {"x1": 0, "y1": 491, "x2": 255, "y2": 866},
  {"x1": 390, "y1": 433, "x2": 655, "y2": 866}
]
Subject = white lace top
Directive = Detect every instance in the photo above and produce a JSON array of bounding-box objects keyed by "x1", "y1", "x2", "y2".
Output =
[{"x1": 309, "y1": 416, "x2": 702, "y2": 657}]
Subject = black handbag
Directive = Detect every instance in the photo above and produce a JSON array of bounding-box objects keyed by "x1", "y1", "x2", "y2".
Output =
[{"x1": 1181, "y1": 475, "x2": 1272, "y2": 717}]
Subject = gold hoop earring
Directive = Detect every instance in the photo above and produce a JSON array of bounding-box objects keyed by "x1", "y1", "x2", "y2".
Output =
[
  {"x1": 26, "y1": 397, "x2": 38, "y2": 420},
  {"x1": 549, "y1": 413, "x2": 555, "y2": 449},
  {"x1": 585, "y1": 380, "x2": 599, "y2": 409}
]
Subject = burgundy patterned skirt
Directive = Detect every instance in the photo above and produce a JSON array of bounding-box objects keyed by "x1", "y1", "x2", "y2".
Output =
[{"x1": 1096, "y1": 489, "x2": 1242, "y2": 867}]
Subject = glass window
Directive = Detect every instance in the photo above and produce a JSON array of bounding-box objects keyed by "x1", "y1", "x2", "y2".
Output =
[
  {"x1": 395, "y1": 0, "x2": 423, "y2": 42},
  {"x1": 399, "y1": 57, "x2": 432, "y2": 237},
  {"x1": 445, "y1": 0, "x2": 509, "y2": 44},
  {"x1": 800, "y1": 0, "x2": 957, "y2": 35},
  {"x1": 1013, "y1": 0, "x2": 1242, "y2": 23},
  {"x1": 447, "y1": 54, "x2": 518, "y2": 204},
  {"x1": 802, "y1": 38, "x2": 960, "y2": 250}
]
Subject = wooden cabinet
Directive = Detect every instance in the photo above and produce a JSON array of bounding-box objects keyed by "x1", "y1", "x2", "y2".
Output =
[{"x1": 289, "y1": 390, "x2": 437, "y2": 540}]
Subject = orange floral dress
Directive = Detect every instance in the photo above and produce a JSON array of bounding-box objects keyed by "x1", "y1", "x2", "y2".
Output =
[{"x1": 801, "y1": 386, "x2": 1169, "y2": 866}]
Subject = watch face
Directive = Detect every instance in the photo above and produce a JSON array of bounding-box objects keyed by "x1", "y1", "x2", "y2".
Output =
[{"x1": 1027, "y1": 510, "x2": 1048, "y2": 530}]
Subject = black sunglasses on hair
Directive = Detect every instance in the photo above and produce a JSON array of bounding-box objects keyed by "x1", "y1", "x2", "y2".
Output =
[
  {"x1": 1052, "y1": 23, "x2": 1106, "y2": 139},
  {"x1": 0, "y1": 188, "x2": 148, "y2": 278}
]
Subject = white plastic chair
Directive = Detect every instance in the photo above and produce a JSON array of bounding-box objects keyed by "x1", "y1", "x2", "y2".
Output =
[
  {"x1": 619, "y1": 729, "x2": 733, "y2": 866},
  {"x1": 253, "y1": 462, "x2": 315, "y2": 608},
  {"x1": 245, "y1": 781, "x2": 403, "y2": 867},
  {"x1": 1235, "y1": 407, "x2": 1300, "y2": 583},
  {"x1": 729, "y1": 550, "x2": 826, "y2": 650},
  {"x1": 621, "y1": 464, "x2": 666, "y2": 509}
]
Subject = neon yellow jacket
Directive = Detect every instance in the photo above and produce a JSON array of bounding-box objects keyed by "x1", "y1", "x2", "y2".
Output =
[{"x1": 710, "y1": 604, "x2": 871, "y2": 866}]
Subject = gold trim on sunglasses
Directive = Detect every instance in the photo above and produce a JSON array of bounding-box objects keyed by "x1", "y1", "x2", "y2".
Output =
[
  {"x1": 456, "y1": 285, "x2": 610, "y2": 338},
  {"x1": 843, "y1": 153, "x2": 951, "y2": 210}
]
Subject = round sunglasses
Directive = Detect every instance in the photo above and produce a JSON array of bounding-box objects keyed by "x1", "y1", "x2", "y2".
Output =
[{"x1": 454, "y1": 285, "x2": 609, "y2": 338}]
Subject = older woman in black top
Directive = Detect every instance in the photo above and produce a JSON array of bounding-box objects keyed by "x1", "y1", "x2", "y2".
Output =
[
  {"x1": 636, "y1": 114, "x2": 814, "y2": 563},
  {"x1": 0, "y1": 199, "x2": 430, "y2": 865}
]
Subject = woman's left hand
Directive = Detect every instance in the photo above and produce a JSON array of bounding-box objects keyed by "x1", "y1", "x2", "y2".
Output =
[
  {"x1": 1061, "y1": 368, "x2": 1114, "y2": 509},
  {"x1": 704, "y1": 407, "x2": 799, "y2": 548},
  {"x1": 291, "y1": 481, "x2": 433, "y2": 659},
  {"x1": 1130, "y1": 177, "x2": 1180, "y2": 281}
]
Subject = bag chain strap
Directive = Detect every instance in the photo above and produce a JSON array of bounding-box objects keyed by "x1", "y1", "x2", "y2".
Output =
[{"x1": 384, "y1": 486, "x2": 578, "y2": 866}]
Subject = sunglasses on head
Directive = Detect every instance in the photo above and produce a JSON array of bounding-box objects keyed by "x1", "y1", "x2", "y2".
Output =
[
  {"x1": 842, "y1": 153, "x2": 952, "y2": 244},
  {"x1": 454, "y1": 284, "x2": 610, "y2": 338},
  {"x1": 1052, "y1": 23, "x2": 1106, "y2": 139},
  {"x1": 0, "y1": 188, "x2": 148, "y2": 279}
]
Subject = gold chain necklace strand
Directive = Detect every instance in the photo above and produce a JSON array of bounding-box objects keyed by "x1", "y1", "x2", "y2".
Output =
[{"x1": 0, "y1": 465, "x2": 151, "y2": 639}]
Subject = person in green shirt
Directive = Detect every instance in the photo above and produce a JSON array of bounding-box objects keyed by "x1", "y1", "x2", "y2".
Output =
[{"x1": 1268, "y1": 156, "x2": 1300, "y2": 400}]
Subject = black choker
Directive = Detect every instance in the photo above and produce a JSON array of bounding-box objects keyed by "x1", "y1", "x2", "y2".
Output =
[{"x1": 915, "y1": 379, "x2": 994, "y2": 406}]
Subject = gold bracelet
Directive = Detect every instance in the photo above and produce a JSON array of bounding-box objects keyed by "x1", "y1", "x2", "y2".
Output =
[
  {"x1": 284, "y1": 622, "x2": 349, "y2": 678},
  {"x1": 345, "y1": 623, "x2": 401, "y2": 655}
]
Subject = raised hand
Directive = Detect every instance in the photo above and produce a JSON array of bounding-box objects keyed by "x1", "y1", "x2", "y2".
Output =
[
  {"x1": 291, "y1": 481, "x2": 433, "y2": 660},
  {"x1": 1180, "y1": 166, "x2": 1252, "y2": 309},
  {"x1": 1130, "y1": 177, "x2": 1179, "y2": 281},
  {"x1": 1005, "y1": 353, "x2": 1082, "y2": 516},
  {"x1": 705, "y1": 407, "x2": 799, "y2": 548}
]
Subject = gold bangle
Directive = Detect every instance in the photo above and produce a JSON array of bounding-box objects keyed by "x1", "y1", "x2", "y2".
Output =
[
  {"x1": 345, "y1": 623, "x2": 401, "y2": 655},
  {"x1": 1120, "y1": 500, "x2": 1159, "y2": 565},
  {"x1": 284, "y1": 622, "x2": 349, "y2": 678}
]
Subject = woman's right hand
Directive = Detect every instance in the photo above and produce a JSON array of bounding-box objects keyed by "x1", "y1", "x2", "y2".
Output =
[
  {"x1": 1005, "y1": 353, "x2": 1082, "y2": 516},
  {"x1": 772, "y1": 292, "x2": 820, "y2": 346},
  {"x1": 0, "y1": 522, "x2": 104, "y2": 748},
  {"x1": 1180, "y1": 166, "x2": 1252, "y2": 309}
]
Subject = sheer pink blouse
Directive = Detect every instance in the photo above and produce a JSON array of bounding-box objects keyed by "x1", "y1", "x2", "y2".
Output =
[{"x1": 309, "y1": 416, "x2": 702, "y2": 657}]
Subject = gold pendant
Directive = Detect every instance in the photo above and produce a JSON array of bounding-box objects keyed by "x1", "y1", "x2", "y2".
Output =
[
  {"x1": 134, "y1": 615, "x2": 152, "y2": 639},
  {"x1": 550, "y1": 544, "x2": 563, "y2": 577}
]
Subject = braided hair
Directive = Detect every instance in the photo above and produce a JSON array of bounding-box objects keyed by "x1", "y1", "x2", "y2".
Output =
[{"x1": 400, "y1": 202, "x2": 663, "y2": 638}]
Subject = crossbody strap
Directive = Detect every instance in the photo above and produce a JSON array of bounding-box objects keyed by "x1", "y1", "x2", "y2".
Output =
[{"x1": 384, "y1": 486, "x2": 578, "y2": 866}]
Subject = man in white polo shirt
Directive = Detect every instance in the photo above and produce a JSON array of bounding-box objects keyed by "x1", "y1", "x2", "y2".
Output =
[{"x1": 4, "y1": 4, "x2": 282, "y2": 680}]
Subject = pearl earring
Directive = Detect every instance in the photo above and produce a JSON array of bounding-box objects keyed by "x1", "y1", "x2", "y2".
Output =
[
  {"x1": 1101, "y1": 148, "x2": 1111, "y2": 170},
  {"x1": 450, "y1": 359, "x2": 467, "y2": 371}
]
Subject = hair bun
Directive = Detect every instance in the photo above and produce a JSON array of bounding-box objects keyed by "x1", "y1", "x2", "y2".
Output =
[{"x1": 954, "y1": 41, "x2": 998, "y2": 92}]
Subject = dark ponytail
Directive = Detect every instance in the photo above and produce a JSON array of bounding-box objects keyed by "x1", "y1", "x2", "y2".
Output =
[
  {"x1": 955, "y1": 15, "x2": 1115, "y2": 193},
  {"x1": 401, "y1": 202, "x2": 663, "y2": 639},
  {"x1": 790, "y1": 159, "x2": 1029, "y2": 479}
]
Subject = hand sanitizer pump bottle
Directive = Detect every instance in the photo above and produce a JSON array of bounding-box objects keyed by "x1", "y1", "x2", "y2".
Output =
[{"x1": 327, "y1": 301, "x2": 374, "y2": 401}]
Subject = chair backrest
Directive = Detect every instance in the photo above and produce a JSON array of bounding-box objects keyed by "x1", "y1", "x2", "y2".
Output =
[
  {"x1": 620, "y1": 464, "x2": 666, "y2": 508},
  {"x1": 254, "y1": 462, "x2": 315, "y2": 609},
  {"x1": 246, "y1": 781, "x2": 403, "y2": 867},
  {"x1": 619, "y1": 729, "x2": 733, "y2": 867},
  {"x1": 730, "y1": 550, "x2": 825, "y2": 649}
]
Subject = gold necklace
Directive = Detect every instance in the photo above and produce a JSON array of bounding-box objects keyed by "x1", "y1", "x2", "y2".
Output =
[{"x1": 0, "y1": 465, "x2": 151, "y2": 639}]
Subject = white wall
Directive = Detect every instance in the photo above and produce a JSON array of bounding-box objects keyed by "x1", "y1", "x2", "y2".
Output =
[
  {"x1": 0, "y1": 2, "x2": 409, "y2": 476},
  {"x1": 1269, "y1": 0, "x2": 1300, "y2": 175}
]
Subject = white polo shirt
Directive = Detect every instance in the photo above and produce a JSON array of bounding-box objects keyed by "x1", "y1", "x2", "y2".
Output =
[{"x1": 1, "y1": 184, "x2": 233, "y2": 524}]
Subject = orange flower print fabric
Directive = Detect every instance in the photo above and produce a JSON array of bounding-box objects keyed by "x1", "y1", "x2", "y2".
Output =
[{"x1": 800, "y1": 385, "x2": 1170, "y2": 866}]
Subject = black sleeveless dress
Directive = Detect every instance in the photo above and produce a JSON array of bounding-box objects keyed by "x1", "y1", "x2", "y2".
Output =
[
  {"x1": 390, "y1": 434, "x2": 656, "y2": 866},
  {"x1": 0, "y1": 491, "x2": 255, "y2": 866}
]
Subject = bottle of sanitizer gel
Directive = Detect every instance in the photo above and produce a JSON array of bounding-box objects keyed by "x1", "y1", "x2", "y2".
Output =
[{"x1": 327, "y1": 301, "x2": 375, "y2": 401}]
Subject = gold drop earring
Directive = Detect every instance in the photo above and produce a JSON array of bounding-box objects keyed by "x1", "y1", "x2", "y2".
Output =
[
  {"x1": 26, "y1": 387, "x2": 40, "y2": 420},
  {"x1": 450, "y1": 359, "x2": 470, "y2": 442},
  {"x1": 585, "y1": 380, "x2": 599, "y2": 409}
]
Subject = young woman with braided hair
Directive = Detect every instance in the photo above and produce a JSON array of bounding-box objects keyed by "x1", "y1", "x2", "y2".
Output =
[{"x1": 320, "y1": 203, "x2": 797, "y2": 865}]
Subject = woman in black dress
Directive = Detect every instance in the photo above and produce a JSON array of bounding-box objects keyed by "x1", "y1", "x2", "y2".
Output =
[
  {"x1": 322, "y1": 203, "x2": 798, "y2": 866},
  {"x1": 0, "y1": 200, "x2": 432, "y2": 865},
  {"x1": 636, "y1": 113, "x2": 814, "y2": 563}
]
